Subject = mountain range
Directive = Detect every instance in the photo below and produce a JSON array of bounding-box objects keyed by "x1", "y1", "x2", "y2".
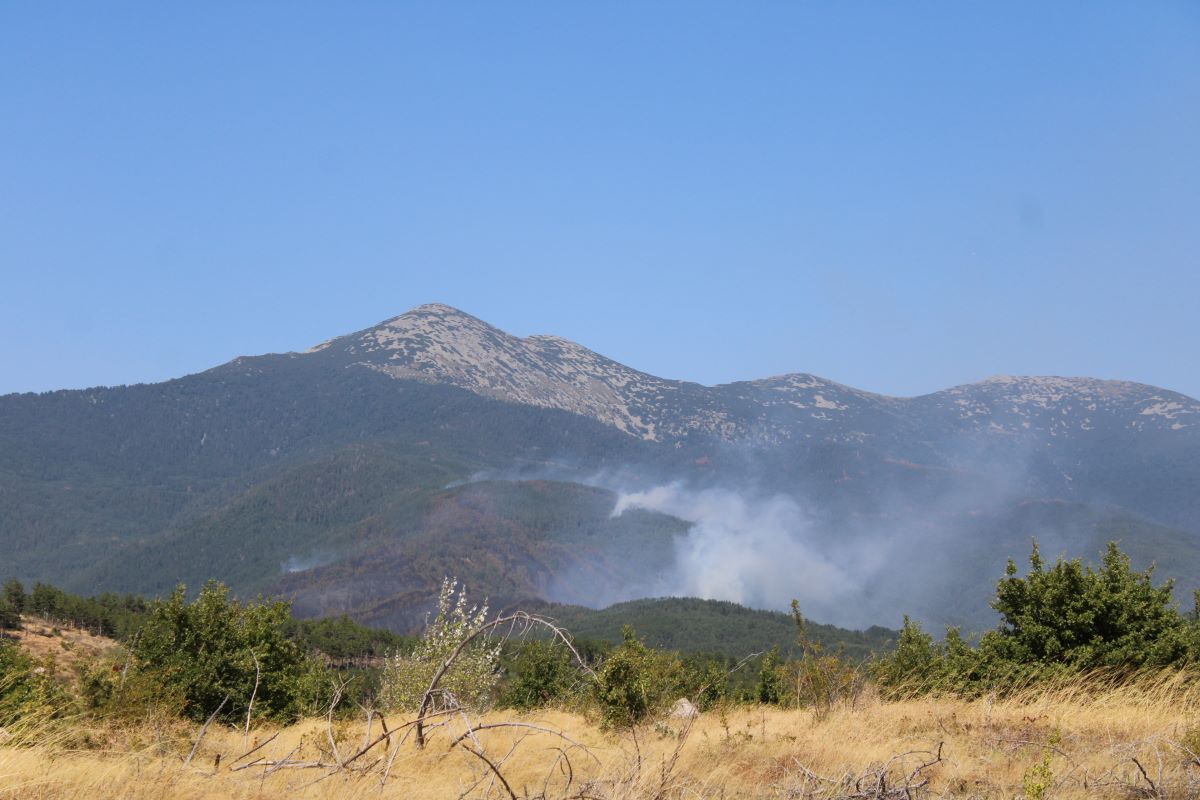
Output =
[{"x1": 2, "y1": 303, "x2": 1198, "y2": 633}]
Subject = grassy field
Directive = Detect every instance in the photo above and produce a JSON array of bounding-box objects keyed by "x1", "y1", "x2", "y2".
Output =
[{"x1": 3, "y1": 674, "x2": 1200, "y2": 799}]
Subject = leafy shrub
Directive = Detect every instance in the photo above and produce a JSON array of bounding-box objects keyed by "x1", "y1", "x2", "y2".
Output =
[
  {"x1": 593, "y1": 626, "x2": 686, "y2": 727},
  {"x1": 788, "y1": 601, "x2": 863, "y2": 715},
  {"x1": 752, "y1": 603, "x2": 863, "y2": 712},
  {"x1": 380, "y1": 578, "x2": 501, "y2": 713},
  {"x1": 875, "y1": 541, "x2": 1200, "y2": 696},
  {"x1": 127, "y1": 581, "x2": 326, "y2": 723},
  {"x1": 500, "y1": 640, "x2": 581, "y2": 709},
  {"x1": 0, "y1": 640, "x2": 72, "y2": 727},
  {"x1": 690, "y1": 658, "x2": 732, "y2": 709},
  {"x1": 755, "y1": 647, "x2": 787, "y2": 704},
  {"x1": 987, "y1": 541, "x2": 1192, "y2": 668}
]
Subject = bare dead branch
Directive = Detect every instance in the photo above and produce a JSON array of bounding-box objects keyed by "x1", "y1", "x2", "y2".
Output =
[
  {"x1": 1132, "y1": 756, "x2": 1159, "y2": 797},
  {"x1": 460, "y1": 742, "x2": 518, "y2": 800},
  {"x1": 325, "y1": 680, "x2": 347, "y2": 767},
  {"x1": 231, "y1": 730, "x2": 280, "y2": 765},
  {"x1": 259, "y1": 745, "x2": 300, "y2": 774},
  {"x1": 341, "y1": 707, "x2": 460, "y2": 770},
  {"x1": 183, "y1": 695, "x2": 228, "y2": 767},
  {"x1": 243, "y1": 650, "x2": 261, "y2": 748},
  {"x1": 542, "y1": 746, "x2": 575, "y2": 798},
  {"x1": 118, "y1": 631, "x2": 139, "y2": 689},
  {"x1": 361, "y1": 708, "x2": 374, "y2": 755}
]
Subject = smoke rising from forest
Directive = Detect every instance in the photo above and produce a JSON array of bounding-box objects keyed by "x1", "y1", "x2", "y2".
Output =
[
  {"x1": 464, "y1": 448, "x2": 1156, "y2": 631},
  {"x1": 611, "y1": 484, "x2": 905, "y2": 628}
]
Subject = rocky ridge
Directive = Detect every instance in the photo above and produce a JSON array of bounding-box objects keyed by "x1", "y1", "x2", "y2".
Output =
[{"x1": 301, "y1": 304, "x2": 1200, "y2": 446}]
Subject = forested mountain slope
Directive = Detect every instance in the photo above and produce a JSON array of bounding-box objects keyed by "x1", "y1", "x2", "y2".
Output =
[{"x1": 2, "y1": 303, "x2": 1197, "y2": 632}]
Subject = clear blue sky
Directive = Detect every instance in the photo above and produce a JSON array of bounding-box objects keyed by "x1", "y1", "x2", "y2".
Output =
[{"x1": 2, "y1": 3, "x2": 1198, "y2": 399}]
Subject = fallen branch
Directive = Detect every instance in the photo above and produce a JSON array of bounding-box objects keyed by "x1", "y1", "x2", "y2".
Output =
[
  {"x1": 263, "y1": 745, "x2": 301, "y2": 775},
  {"x1": 788, "y1": 742, "x2": 944, "y2": 799},
  {"x1": 1131, "y1": 755, "x2": 1164, "y2": 798},
  {"x1": 231, "y1": 730, "x2": 280, "y2": 766},
  {"x1": 339, "y1": 706, "x2": 460, "y2": 770}
]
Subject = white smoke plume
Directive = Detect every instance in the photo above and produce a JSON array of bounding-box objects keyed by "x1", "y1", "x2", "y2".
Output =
[{"x1": 612, "y1": 483, "x2": 900, "y2": 626}]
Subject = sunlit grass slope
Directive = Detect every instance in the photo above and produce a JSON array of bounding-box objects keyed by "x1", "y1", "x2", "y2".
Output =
[{"x1": 4, "y1": 673, "x2": 1199, "y2": 799}]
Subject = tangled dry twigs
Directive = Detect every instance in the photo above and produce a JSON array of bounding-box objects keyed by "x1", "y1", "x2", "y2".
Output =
[{"x1": 785, "y1": 743, "x2": 943, "y2": 800}]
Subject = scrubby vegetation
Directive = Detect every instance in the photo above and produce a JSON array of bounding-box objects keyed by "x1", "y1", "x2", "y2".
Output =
[
  {"x1": 381, "y1": 578, "x2": 504, "y2": 713},
  {"x1": 872, "y1": 541, "x2": 1200, "y2": 697},
  {"x1": 4, "y1": 539, "x2": 1200, "y2": 797}
]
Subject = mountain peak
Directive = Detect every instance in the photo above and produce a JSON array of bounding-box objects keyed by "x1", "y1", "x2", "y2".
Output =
[
  {"x1": 302, "y1": 303, "x2": 675, "y2": 440},
  {"x1": 410, "y1": 302, "x2": 467, "y2": 314},
  {"x1": 386, "y1": 303, "x2": 481, "y2": 322}
]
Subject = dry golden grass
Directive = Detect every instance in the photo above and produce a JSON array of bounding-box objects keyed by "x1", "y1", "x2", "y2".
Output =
[
  {"x1": 8, "y1": 617, "x2": 120, "y2": 684},
  {"x1": 4, "y1": 674, "x2": 1200, "y2": 799}
]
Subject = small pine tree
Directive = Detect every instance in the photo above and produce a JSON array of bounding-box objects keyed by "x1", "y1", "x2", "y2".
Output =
[
  {"x1": 986, "y1": 540, "x2": 1188, "y2": 668},
  {"x1": 0, "y1": 599, "x2": 19, "y2": 631},
  {"x1": 755, "y1": 647, "x2": 786, "y2": 704},
  {"x1": 874, "y1": 540, "x2": 1200, "y2": 696},
  {"x1": 2, "y1": 579, "x2": 25, "y2": 613}
]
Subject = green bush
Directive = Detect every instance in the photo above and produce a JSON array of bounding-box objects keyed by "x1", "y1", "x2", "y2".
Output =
[
  {"x1": 690, "y1": 658, "x2": 732, "y2": 709},
  {"x1": 127, "y1": 581, "x2": 327, "y2": 723},
  {"x1": 755, "y1": 647, "x2": 787, "y2": 704},
  {"x1": 874, "y1": 541, "x2": 1200, "y2": 696},
  {"x1": 593, "y1": 626, "x2": 686, "y2": 727},
  {"x1": 986, "y1": 541, "x2": 1193, "y2": 668},
  {"x1": 788, "y1": 601, "x2": 863, "y2": 715},
  {"x1": 0, "y1": 640, "x2": 72, "y2": 727},
  {"x1": 500, "y1": 640, "x2": 581, "y2": 709}
]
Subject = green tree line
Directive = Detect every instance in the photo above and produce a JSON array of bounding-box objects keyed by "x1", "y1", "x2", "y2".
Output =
[{"x1": 5, "y1": 539, "x2": 1200, "y2": 734}]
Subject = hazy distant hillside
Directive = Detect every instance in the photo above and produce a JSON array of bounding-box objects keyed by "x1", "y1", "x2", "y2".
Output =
[
  {"x1": 1, "y1": 303, "x2": 1197, "y2": 632},
  {"x1": 276, "y1": 479, "x2": 689, "y2": 632}
]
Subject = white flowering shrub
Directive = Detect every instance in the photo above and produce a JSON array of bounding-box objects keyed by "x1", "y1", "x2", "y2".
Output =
[{"x1": 380, "y1": 578, "x2": 502, "y2": 713}]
